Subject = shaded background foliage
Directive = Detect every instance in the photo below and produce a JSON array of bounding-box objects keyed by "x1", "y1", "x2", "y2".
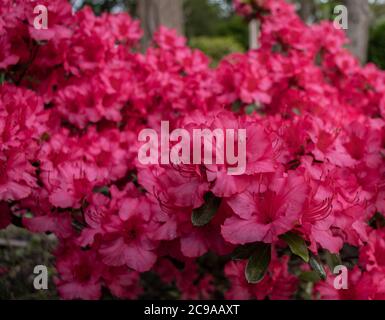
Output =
[
  {"x1": 71, "y1": 0, "x2": 385, "y2": 67},
  {"x1": 369, "y1": 19, "x2": 385, "y2": 69}
]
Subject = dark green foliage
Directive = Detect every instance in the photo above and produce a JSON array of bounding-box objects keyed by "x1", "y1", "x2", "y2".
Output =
[
  {"x1": 245, "y1": 243, "x2": 271, "y2": 284},
  {"x1": 184, "y1": 0, "x2": 248, "y2": 49},
  {"x1": 369, "y1": 20, "x2": 385, "y2": 70},
  {"x1": 0, "y1": 227, "x2": 57, "y2": 299},
  {"x1": 192, "y1": 192, "x2": 222, "y2": 227},
  {"x1": 75, "y1": 0, "x2": 137, "y2": 16}
]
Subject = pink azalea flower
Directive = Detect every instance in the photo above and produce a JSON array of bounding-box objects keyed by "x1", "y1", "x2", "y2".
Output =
[
  {"x1": 55, "y1": 245, "x2": 104, "y2": 300},
  {"x1": 222, "y1": 172, "x2": 308, "y2": 244},
  {"x1": 98, "y1": 194, "x2": 159, "y2": 272}
]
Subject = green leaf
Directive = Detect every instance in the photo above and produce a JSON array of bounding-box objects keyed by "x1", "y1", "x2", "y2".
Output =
[
  {"x1": 245, "y1": 104, "x2": 256, "y2": 115},
  {"x1": 231, "y1": 243, "x2": 259, "y2": 260},
  {"x1": 325, "y1": 250, "x2": 342, "y2": 271},
  {"x1": 23, "y1": 211, "x2": 34, "y2": 219},
  {"x1": 292, "y1": 108, "x2": 301, "y2": 116},
  {"x1": 93, "y1": 186, "x2": 111, "y2": 197},
  {"x1": 245, "y1": 103, "x2": 263, "y2": 115},
  {"x1": 191, "y1": 192, "x2": 221, "y2": 227},
  {"x1": 40, "y1": 132, "x2": 50, "y2": 142},
  {"x1": 231, "y1": 100, "x2": 242, "y2": 113},
  {"x1": 369, "y1": 212, "x2": 385, "y2": 229},
  {"x1": 245, "y1": 243, "x2": 271, "y2": 284},
  {"x1": 280, "y1": 231, "x2": 309, "y2": 262},
  {"x1": 299, "y1": 271, "x2": 321, "y2": 283},
  {"x1": 0, "y1": 73, "x2": 4, "y2": 84},
  {"x1": 309, "y1": 256, "x2": 326, "y2": 280}
]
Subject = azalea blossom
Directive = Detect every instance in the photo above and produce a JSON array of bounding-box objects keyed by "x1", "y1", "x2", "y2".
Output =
[{"x1": 1, "y1": 0, "x2": 385, "y2": 301}]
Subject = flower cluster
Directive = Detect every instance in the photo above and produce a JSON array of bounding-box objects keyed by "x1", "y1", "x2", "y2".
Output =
[{"x1": 1, "y1": 0, "x2": 385, "y2": 300}]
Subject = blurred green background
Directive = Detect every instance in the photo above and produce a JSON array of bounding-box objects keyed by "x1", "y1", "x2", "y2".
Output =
[{"x1": 72, "y1": 0, "x2": 385, "y2": 67}]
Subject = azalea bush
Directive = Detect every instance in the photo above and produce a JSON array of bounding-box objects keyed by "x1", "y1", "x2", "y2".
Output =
[{"x1": 1, "y1": 0, "x2": 385, "y2": 300}]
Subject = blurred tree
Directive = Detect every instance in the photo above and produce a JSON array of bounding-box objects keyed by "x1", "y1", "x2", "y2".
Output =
[
  {"x1": 298, "y1": 0, "x2": 316, "y2": 23},
  {"x1": 184, "y1": 0, "x2": 248, "y2": 49},
  {"x1": 72, "y1": 0, "x2": 136, "y2": 15},
  {"x1": 343, "y1": 0, "x2": 371, "y2": 63},
  {"x1": 370, "y1": 0, "x2": 385, "y2": 20},
  {"x1": 138, "y1": 0, "x2": 184, "y2": 48},
  {"x1": 184, "y1": 0, "x2": 223, "y2": 37},
  {"x1": 294, "y1": 0, "x2": 375, "y2": 64},
  {"x1": 73, "y1": 0, "x2": 248, "y2": 57}
]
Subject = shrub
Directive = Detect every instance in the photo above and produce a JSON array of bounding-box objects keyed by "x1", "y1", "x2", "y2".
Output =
[
  {"x1": 1, "y1": 0, "x2": 385, "y2": 300},
  {"x1": 190, "y1": 36, "x2": 244, "y2": 65}
]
